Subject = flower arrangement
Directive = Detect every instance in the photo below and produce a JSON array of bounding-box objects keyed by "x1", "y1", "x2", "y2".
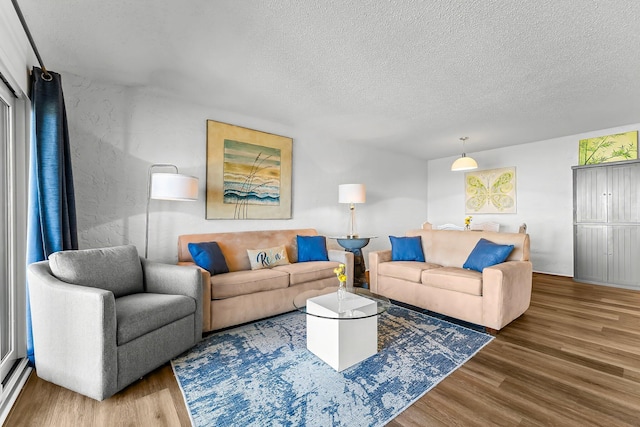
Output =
[
  {"x1": 334, "y1": 263, "x2": 347, "y2": 300},
  {"x1": 333, "y1": 263, "x2": 347, "y2": 283},
  {"x1": 464, "y1": 216, "x2": 472, "y2": 230}
]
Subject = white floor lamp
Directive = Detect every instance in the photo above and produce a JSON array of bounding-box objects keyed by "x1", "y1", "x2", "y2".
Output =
[{"x1": 145, "y1": 163, "x2": 199, "y2": 258}]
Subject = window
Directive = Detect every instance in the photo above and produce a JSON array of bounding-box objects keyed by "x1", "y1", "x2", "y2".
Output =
[
  {"x1": 0, "y1": 78, "x2": 29, "y2": 421},
  {"x1": 0, "y1": 83, "x2": 14, "y2": 384}
]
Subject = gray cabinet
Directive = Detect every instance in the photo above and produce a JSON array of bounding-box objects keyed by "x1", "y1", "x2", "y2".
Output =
[{"x1": 573, "y1": 160, "x2": 640, "y2": 290}]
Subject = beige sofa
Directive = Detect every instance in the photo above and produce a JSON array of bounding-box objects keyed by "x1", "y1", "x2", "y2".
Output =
[
  {"x1": 178, "y1": 228, "x2": 354, "y2": 332},
  {"x1": 369, "y1": 229, "x2": 532, "y2": 332}
]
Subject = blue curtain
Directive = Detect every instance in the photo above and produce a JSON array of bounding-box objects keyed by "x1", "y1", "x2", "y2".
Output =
[{"x1": 26, "y1": 67, "x2": 78, "y2": 365}]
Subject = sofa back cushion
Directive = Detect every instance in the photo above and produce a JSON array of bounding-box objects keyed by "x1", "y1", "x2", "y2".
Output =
[
  {"x1": 177, "y1": 229, "x2": 318, "y2": 272},
  {"x1": 48, "y1": 245, "x2": 144, "y2": 297},
  {"x1": 405, "y1": 229, "x2": 529, "y2": 268}
]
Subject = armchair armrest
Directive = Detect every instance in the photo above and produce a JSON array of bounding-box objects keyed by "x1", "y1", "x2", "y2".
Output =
[
  {"x1": 368, "y1": 250, "x2": 392, "y2": 293},
  {"x1": 141, "y1": 258, "x2": 203, "y2": 340},
  {"x1": 27, "y1": 261, "x2": 118, "y2": 401},
  {"x1": 482, "y1": 260, "x2": 533, "y2": 330},
  {"x1": 328, "y1": 249, "x2": 355, "y2": 288}
]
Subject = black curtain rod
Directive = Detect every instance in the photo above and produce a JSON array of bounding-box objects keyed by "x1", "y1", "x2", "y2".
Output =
[{"x1": 11, "y1": 0, "x2": 52, "y2": 81}]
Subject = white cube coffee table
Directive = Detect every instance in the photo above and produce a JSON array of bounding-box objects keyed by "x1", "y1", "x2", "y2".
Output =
[{"x1": 294, "y1": 288, "x2": 390, "y2": 372}]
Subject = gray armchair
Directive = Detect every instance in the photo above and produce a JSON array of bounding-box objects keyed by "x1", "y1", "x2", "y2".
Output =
[{"x1": 27, "y1": 245, "x2": 202, "y2": 401}]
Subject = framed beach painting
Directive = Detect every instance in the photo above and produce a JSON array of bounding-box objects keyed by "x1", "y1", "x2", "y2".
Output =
[
  {"x1": 578, "y1": 131, "x2": 638, "y2": 165},
  {"x1": 465, "y1": 167, "x2": 517, "y2": 214},
  {"x1": 206, "y1": 120, "x2": 292, "y2": 219}
]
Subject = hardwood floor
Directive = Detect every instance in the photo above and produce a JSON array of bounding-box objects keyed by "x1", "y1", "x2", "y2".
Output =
[{"x1": 5, "y1": 273, "x2": 640, "y2": 426}]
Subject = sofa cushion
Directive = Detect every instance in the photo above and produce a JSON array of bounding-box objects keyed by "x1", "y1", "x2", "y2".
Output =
[
  {"x1": 422, "y1": 267, "x2": 483, "y2": 296},
  {"x1": 378, "y1": 261, "x2": 442, "y2": 283},
  {"x1": 390, "y1": 236, "x2": 425, "y2": 262},
  {"x1": 297, "y1": 235, "x2": 329, "y2": 262},
  {"x1": 210, "y1": 269, "x2": 290, "y2": 299},
  {"x1": 463, "y1": 238, "x2": 514, "y2": 272},
  {"x1": 115, "y1": 293, "x2": 196, "y2": 345},
  {"x1": 48, "y1": 245, "x2": 143, "y2": 298},
  {"x1": 247, "y1": 245, "x2": 290, "y2": 270},
  {"x1": 273, "y1": 261, "x2": 339, "y2": 286},
  {"x1": 188, "y1": 241, "x2": 229, "y2": 275}
]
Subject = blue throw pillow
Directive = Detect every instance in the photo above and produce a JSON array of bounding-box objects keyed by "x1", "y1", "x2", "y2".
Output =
[
  {"x1": 188, "y1": 242, "x2": 229, "y2": 275},
  {"x1": 463, "y1": 238, "x2": 514, "y2": 272},
  {"x1": 389, "y1": 236, "x2": 425, "y2": 262},
  {"x1": 297, "y1": 235, "x2": 329, "y2": 262}
]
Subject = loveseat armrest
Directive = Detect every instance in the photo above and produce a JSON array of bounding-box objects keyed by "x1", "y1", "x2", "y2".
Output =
[
  {"x1": 482, "y1": 260, "x2": 533, "y2": 330},
  {"x1": 27, "y1": 261, "x2": 118, "y2": 401},
  {"x1": 141, "y1": 258, "x2": 203, "y2": 340},
  {"x1": 368, "y1": 250, "x2": 392, "y2": 293},
  {"x1": 328, "y1": 249, "x2": 355, "y2": 288}
]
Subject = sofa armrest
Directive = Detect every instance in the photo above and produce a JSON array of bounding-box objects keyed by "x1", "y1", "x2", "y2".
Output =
[
  {"x1": 141, "y1": 258, "x2": 203, "y2": 340},
  {"x1": 368, "y1": 250, "x2": 392, "y2": 293},
  {"x1": 328, "y1": 249, "x2": 355, "y2": 288},
  {"x1": 482, "y1": 260, "x2": 533, "y2": 330},
  {"x1": 27, "y1": 261, "x2": 118, "y2": 400}
]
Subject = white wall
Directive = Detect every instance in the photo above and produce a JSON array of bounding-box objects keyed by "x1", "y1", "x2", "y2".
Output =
[
  {"x1": 62, "y1": 72, "x2": 428, "y2": 262},
  {"x1": 427, "y1": 123, "x2": 640, "y2": 276}
]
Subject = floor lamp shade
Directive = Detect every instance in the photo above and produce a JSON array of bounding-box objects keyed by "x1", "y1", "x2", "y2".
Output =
[
  {"x1": 145, "y1": 165, "x2": 199, "y2": 258},
  {"x1": 151, "y1": 173, "x2": 199, "y2": 201}
]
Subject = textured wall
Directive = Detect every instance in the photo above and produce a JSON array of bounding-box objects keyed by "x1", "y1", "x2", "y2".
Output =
[
  {"x1": 427, "y1": 123, "x2": 640, "y2": 276},
  {"x1": 62, "y1": 72, "x2": 429, "y2": 262}
]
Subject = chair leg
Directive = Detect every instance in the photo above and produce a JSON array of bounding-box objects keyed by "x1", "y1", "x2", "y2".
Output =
[{"x1": 485, "y1": 327, "x2": 498, "y2": 335}]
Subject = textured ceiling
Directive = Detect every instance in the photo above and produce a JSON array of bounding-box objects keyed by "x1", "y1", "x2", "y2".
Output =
[{"x1": 16, "y1": 0, "x2": 640, "y2": 159}]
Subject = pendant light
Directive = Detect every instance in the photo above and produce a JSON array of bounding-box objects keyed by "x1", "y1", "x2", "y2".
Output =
[{"x1": 451, "y1": 137, "x2": 478, "y2": 171}]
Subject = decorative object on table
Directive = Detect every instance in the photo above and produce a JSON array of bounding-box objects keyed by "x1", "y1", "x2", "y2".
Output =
[
  {"x1": 451, "y1": 136, "x2": 478, "y2": 171},
  {"x1": 172, "y1": 306, "x2": 493, "y2": 427},
  {"x1": 146, "y1": 164, "x2": 198, "y2": 258},
  {"x1": 205, "y1": 120, "x2": 292, "y2": 219},
  {"x1": 464, "y1": 215, "x2": 473, "y2": 230},
  {"x1": 333, "y1": 236, "x2": 373, "y2": 287},
  {"x1": 338, "y1": 183, "x2": 366, "y2": 238},
  {"x1": 578, "y1": 131, "x2": 638, "y2": 165},
  {"x1": 333, "y1": 263, "x2": 348, "y2": 299},
  {"x1": 465, "y1": 166, "x2": 517, "y2": 214},
  {"x1": 519, "y1": 223, "x2": 527, "y2": 234}
]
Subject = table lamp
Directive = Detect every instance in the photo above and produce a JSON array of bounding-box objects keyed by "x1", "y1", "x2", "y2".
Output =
[{"x1": 338, "y1": 183, "x2": 366, "y2": 238}]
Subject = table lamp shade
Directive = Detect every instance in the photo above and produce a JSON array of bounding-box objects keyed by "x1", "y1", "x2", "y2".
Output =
[
  {"x1": 338, "y1": 184, "x2": 366, "y2": 204},
  {"x1": 151, "y1": 173, "x2": 199, "y2": 201}
]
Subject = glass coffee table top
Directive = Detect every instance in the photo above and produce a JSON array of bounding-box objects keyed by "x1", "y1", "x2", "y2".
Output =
[{"x1": 293, "y1": 287, "x2": 390, "y2": 320}]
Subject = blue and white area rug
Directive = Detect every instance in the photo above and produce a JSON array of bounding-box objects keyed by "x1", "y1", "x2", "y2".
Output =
[{"x1": 172, "y1": 305, "x2": 493, "y2": 427}]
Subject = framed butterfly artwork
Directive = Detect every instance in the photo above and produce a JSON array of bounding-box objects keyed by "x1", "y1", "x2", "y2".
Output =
[{"x1": 465, "y1": 167, "x2": 517, "y2": 214}]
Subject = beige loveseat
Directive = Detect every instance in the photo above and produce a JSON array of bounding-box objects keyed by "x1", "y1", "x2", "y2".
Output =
[
  {"x1": 178, "y1": 228, "x2": 354, "y2": 332},
  {"x1": 369, "y1": 229, "x2": 532, "y2": 332}
]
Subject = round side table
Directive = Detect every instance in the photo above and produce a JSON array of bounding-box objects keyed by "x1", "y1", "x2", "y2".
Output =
[{"x1": 330, "y1": 237, "x2": 376, "y2": 288}]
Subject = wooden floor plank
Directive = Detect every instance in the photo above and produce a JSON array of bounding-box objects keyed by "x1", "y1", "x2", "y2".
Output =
[{"x1": 5, "y1": 274, "x2": 640, "y2": 426}]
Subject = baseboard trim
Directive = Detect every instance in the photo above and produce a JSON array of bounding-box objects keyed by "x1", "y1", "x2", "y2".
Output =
[{"x1": 0, "y1": 358, "x2": 32, "y2": 425}]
